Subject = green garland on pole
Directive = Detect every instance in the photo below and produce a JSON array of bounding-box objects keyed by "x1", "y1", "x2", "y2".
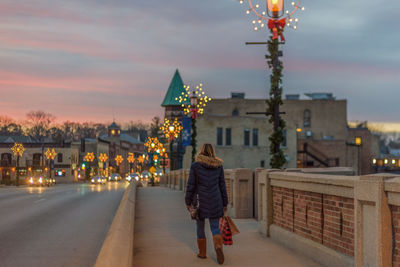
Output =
[
  {"x1": 265, "y1": 30, "x2": 286, "y2": 169},
  {"x1": 191, "y1": 118, "x2": 197, "y2": 163}
]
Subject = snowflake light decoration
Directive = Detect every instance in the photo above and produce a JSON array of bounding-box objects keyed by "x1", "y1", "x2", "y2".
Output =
[
  {"x1": 238, "y1": 0, "x2": 305, "y2": 37},
  {"x1": 175, "y1": 83, "x2": 211, "y2": 119},
  {"x1": 160, "y1": 118, "x2": 183, "y2": 141}
]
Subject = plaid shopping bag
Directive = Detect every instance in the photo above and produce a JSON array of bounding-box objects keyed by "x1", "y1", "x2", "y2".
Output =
[{"x1": 219, "y1": 216, "x2": 233, "y2": 245}]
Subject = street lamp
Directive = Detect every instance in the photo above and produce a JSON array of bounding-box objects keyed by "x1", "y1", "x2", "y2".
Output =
[
  {"x1": 84, "y1": 152, "x2": 95, "y2": 179},
  {"x1": 355, "y1": 137, "x2": 362, "y2": 175},
  {"x1": 237, "y1": 0, "x2": 305, "y2": 169},
  {"x1": 176, "y1": 83, "x2": 211, "y2": 162},
  {"x1": 98, "y1": 153, "x2": 108, "y2": 176},
  {"x1": 11, "y1": 142, "x2": 25, "y2": 186},
  {"x1": 45, "y1": 148, "x2": 57, "y2": 180},
  {"x1": 115, "y1": 155, "x2": 124, "y2": 174},
  {"x1": 160, "y1": 118, "x2": 183, "y2": 171},
  {"x1": 127, "y1": 153, "x2": 136, "y2": 173}
]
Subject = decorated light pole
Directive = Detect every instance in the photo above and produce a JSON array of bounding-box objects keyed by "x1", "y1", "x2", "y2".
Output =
[
  {"x1": 45, "y1": 148, "x2": 57, "y2": 180},
  {"x1": 11, "y1": 142, "x2": 25, "y2": 186},
  {"x1": 237, "y1": 0, "x2": 305, "y2": 169},
  {"x1": 176, "y1": 83, "x2": 211, "y2": 163},
  {"x1": 138, "y1": 154, "x2": 145, "y2": 174},
  {"x1": 145, "y1": 137, "x2": 161, "y2": 164},
  {"x1": 115, "y1": 155, "x2": 124, "y2": 174},
  {"x1": 84, "y1": 152, "x2": 95, "y2": 179},
  {"x1": 98, "y1": 153, "x2": 108, "y2": 176},
  {"x1": 127, "y1": 153, "x2": 136, "y2": 173},
  {"x1": 160, "y1": 118, "x2": 183, "y2": 171}
]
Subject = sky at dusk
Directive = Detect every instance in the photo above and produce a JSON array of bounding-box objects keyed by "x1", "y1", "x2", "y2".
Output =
[{"x1": 0, "y1": 0, "x2": 399, "y2": 124}]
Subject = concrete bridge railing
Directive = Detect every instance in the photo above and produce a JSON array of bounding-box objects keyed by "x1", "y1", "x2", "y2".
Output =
[{"x1": 162, "y1": 167, "x2": 400, "y2": 267}]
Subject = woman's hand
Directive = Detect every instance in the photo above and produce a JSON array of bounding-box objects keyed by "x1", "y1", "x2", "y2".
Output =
[{"x1": 187, "y1": 205, "x2": 193, "y2": 212}]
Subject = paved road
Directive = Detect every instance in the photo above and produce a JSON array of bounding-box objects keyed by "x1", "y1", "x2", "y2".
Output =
[
  {"x1": 133, "y1": 187, "x2": 322, "y2": 267},
  {"x1": 0, "y1": 182, "x2": 127, "y2": 267}
]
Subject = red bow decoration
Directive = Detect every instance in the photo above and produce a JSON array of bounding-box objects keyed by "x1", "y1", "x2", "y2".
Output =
[
  {"x1": 190, "y1": 108, "x2": 199, "y2": 119},
  {"x1": 268, "y1": 18, "x2": 286, "y2": 42}
]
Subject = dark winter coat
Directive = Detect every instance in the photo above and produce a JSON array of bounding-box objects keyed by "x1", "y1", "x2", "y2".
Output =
[{"x1": 185, "y1": 154, "x2": 228, "y2": 219}]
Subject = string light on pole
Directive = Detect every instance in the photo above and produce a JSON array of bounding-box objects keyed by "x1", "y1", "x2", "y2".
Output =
[
  {"x1": 11, "y1": 142, "x2": 25, "y2": 186},
  {"x1": 175, "y1": 83, "x2": 212, "y2": 163},
  {"x1": 115, "y1": 155, "x2": 124, "y2": 166},
  {"x1": 237, "y1": 0, "x2": 305, "y2": 169},
  {"x1": 84, "y1": 152, "x2": 95, "y2": 162}
]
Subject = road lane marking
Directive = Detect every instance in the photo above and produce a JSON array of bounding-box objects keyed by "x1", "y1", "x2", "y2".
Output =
[{"x1": 34, "y1": 198, "x2": 47, "y2": 203}]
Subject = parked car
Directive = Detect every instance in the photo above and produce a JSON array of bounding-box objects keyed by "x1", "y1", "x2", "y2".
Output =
[
  {"x1": 126, "y1": 173, "x2": 139, "y2": 182},
  {"x1": 108, "y1": 173, "x2": 122, "y2": 182},
  {"x1": 91, "y1": 176, "x2": 107, "y2": 185},
  {"x1": 140, "y1": 171, "x2": 151, "y2": 180},
  {"x1": 27, "y1": 175, "x2": 55, "y2": 187}
]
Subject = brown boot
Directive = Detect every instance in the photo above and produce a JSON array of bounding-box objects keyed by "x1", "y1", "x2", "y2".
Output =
[
  {"x1": 197, "y1": 238, "x2": 207, "y2": 259},
  {"x1": 213, "y1": 234, "x2": 224, "y2": 264}
]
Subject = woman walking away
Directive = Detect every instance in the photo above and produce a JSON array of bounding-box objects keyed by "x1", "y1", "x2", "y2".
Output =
[{"x1": 185, "y1": 143, "x2": 228, "y2": 265}]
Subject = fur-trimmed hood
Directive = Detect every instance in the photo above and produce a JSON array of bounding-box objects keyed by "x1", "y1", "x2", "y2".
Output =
[{"x1": 195, "y1": 154, "x2": 223, "y2": 168}]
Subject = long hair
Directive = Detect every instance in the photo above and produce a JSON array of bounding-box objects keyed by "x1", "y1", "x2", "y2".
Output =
[{"x1": 198, "y1": 143, "x2": 216, "y2": 158}]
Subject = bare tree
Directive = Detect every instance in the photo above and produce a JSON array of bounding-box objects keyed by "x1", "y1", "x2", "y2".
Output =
[
  {"x1": 150, "y1": 116, "x2": 161, "y2": 138},
  {"x1": 25, "y1": 111, "x2": 55, "y2": 142}
]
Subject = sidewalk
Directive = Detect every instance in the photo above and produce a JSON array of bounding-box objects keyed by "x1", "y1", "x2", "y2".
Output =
[{"x1": 133, "y1": 187, "x2": 322, "y2": 267}]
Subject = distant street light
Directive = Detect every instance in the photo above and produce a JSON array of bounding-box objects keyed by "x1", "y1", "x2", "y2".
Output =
[
  {"x1": 176, "y1": 83, "x2": 211, "y2": 163},
  {"x1": 98, "y1": 153, "x2": 108, "y2": 176},
  {"x1": 127, "y1": 153, "x2": 136, "y2": 173},
  {"x1": 237, "y1": 0, "x2": 305, "y2": 169},
  {"x1": 355, "y1": 137, "x2": 362, "y2": 175},
  {"x1": 45, "y1": 148, "x2": 57, "y2": 180},
  {"x1": 11, "y1": 142, "x2": 25, "y2": 186}
]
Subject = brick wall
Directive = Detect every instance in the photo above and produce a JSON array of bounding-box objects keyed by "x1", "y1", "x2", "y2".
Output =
[
  {"x1": 272, "y1": 186, "x2": 294, "y2": 232},
  {"x1": 391, "y1": 205, "x2": 400, "y2": 266},
  {"x1": 322, "y1": 195, "x2": 354, "y2": 255},
  {"x1": 272, "y1": 186, "x2": 354, "y2": 256},
  {"x1": 294, "y1": 190, "x2": 323, "y2": 243}
]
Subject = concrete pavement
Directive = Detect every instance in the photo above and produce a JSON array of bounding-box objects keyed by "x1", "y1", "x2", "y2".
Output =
[
  {"x1": 0, "y1": 183, "x2": 127, "y2": 267},
  {"x1": 133, "y1": 187, "x2": 322, "y2": 267}
]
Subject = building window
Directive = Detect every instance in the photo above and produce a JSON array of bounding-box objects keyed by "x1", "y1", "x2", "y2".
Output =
[
  {"x1": 253, "y1": 129, "x2": 259, "y2": 146},
  {"x1": 304, "y1": 109, "x2": 311, "y2": 127},
  {"x1": 1, "y1": 153, "x2": 12, "y2": 166},
  {"x1": 244, "y1": 129, "x2": 250, "y2": 146},
  {"x1": 281, "y1": 130, "x2": 287, "y2": 148},
  {"x1": 260, "y1": 160, "x2": 265, "y2": 168},
  {"x1": 232, "y1": 108, "x2": 239, "y2": 116},
  {"x1": 217, "y1": 127, "x2": 223, "y2": 146},
  {"x1": 57, "y1": 153, "x2": 63, "y2": 163},
  {"x1": 33, "y1": 153, "x2": 42, "y2": 166},
  {"x1": 225, "y1": 128, "x2": 232, "y2": 146}
]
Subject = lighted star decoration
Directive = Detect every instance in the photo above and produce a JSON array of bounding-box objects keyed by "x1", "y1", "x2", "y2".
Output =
[
  {"x1": 45, "y1": 148, "x2": 57, "y2": 160},
  {"x1": 11, "y1": 142, "x2": 25, "y2": 157},
  {"x1": 127, "y1": 153, "x2": 136, "y2": 164},
  {"x1": 138, "y1": 155, "x2": 145, "y2": 164},
  {"x1": 238, "y1": 0, "x2": 305, "y2": 31},
  {"x1": 115, "y1": 155, "x2": 124, "y2": 166},
  {"x1": 160, "y1": 118, "x2": 183, "y2": 141},
  {"x1": 84, "y1": 152, "x2": 95, "y2": 162},
  {"x1": 176, "y1": 83, "x2": 211, "y2": 119},
  {"x1": 98, "y1": 153, "x2": 109, "y2": 163},
  {"x1": 144, "y1": 137, "x2": 161, "y2": 153}
]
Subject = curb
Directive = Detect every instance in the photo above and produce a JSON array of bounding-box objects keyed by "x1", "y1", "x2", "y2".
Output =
[{"x1": 95, "y1": 181, "x2": 137, "y2": 267}]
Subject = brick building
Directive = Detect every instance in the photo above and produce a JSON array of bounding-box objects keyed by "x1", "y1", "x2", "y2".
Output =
[{"x1": 0, "y1": 136, "x2": 79, "y2": 184}]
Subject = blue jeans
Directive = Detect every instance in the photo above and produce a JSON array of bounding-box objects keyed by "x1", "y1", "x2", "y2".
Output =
[{"x1": 196, "y1": 218, "x2": 220, "y2": 239}]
